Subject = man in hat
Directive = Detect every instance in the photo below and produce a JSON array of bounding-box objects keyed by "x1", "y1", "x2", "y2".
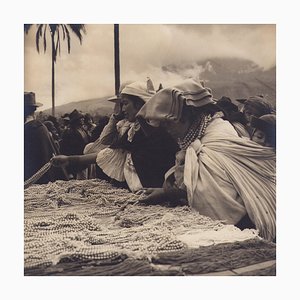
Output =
[
  {"x1": 24, "y1": 92, "x2": 64, "y2": 184},
  {"x1": 60, "y1": 109, "x2": 90, "y2": 178}
]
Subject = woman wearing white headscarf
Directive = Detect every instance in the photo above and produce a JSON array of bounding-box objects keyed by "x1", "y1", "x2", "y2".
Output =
[
  {"x1": 51, "y1": 79, "x2": 178, "y2": 192},
  {"x1": 137, "y1": 78, "x2": 276, "y2": 241}
]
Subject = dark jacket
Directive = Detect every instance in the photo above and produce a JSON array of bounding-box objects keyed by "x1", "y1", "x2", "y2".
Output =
[
  {"x1": 60, "y1": 127, "x2": 90, "y2": 156},
  {"x1": 110, "y1": 128, "x2": 179, "y2": 188},
  {"x1": 24, "y1": 120, "x2": 57, "y2": 183},
  {"x1": 60, "y1": 127, "x2": 90, "y2": 176}
]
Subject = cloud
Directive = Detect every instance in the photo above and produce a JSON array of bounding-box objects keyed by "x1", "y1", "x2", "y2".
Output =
[{"x1": 24, "y1": 24, "x2": 275, "y2": 110}]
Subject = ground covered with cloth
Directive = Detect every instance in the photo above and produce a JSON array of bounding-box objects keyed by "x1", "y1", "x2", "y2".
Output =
[{"x1": 24, "y1": 179, "x2": 276, "y2": 276}]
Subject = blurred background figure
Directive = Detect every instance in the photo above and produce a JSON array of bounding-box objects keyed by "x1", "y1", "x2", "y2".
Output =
[
  {"x1": 44, "y1": 120, "x2": 61, "y2": 152},
  {"x1": 83, "y1": 113, "x2": 97, "y2": 137},
  {"x1": 24, "y1": 92, "x2": 67, "y2": 183},
  {"x1": 60, "y1": 113, "x2": 70, "y2": 134},
  {"x1": 60, "y1": 109, "x2": 90, "y2": 178},
  {"x1": 90, "y1": 115, "x2": 110, "y2": 142},
  {"x1": 46, "y1": 115, "x2": 62, "y2": 139},
  {"x1": 242, "y1": 95, "x2": 273, "y2": 135},
  {"x1": 217, "y1": 96, "x2": 249, "y2": 138}
]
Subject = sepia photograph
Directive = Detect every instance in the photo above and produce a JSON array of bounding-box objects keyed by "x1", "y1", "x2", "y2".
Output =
[
  {"x1": 2, "y1": 0, "x2": 299, "y2": 298},
  {"x1": 24, "y1": 23, "x2": 276, "y2": 276}
]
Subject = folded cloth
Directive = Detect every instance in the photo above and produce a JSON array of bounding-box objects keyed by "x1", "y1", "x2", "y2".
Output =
[
  {"x1": 96, "y1": 148, "x2": 128, "y2": 182},
  {"x1": 137, "y1": 78, "x2": 215, "y2": 127}
]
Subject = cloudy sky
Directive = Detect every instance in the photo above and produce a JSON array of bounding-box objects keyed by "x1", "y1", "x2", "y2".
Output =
[{"x1": 24, "y1": 24, "x2": 275, "y2": 110}]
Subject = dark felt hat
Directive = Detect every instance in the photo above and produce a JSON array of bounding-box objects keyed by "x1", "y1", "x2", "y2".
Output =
[
  {"x1": 69, "y1": 109, "x2": 84, "y2": 122},
  {"x1": 251, "y1": 114, "x2": 276, "y2": 133},
  {"x1": 217, "y1": 96, "x2": 238, "y2": 113},
  {"x1": 24, "y1": 92, "x2": 43, "y2": 107},
  {"x1": 251, "y1": 114, "x2": 276, "y2": 147},
  {"x1": 244, "y1": 96, "x2": 272, "y2": 116},
  {"x1": 61, "y1": 113, "x2": 70, "y2": 121}
]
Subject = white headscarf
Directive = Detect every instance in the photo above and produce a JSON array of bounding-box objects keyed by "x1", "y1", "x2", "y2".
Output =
[{"x1": 121, "y1": 78, "x2": 156, "y2": 103}]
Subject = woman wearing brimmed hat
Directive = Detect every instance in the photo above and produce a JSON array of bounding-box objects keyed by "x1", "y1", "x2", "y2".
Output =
[
  {"x1": 136, "y1": 79, "x2": 276, "y2": 241},
  {"x1": 52, "y1": 78, "x2": 178, "y2": 191},
  {"x1": 24, "y1": 92, "x2": 66, "y2": 183}
]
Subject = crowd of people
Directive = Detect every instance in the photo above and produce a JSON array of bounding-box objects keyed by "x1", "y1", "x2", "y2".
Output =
[{"x1": 24, "y1": 77, "x2": 276, "y2": 241}]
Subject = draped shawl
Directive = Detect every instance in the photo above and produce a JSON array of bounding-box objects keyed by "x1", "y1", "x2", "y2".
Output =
[{"x1": 167, "y1": 117, "x2": 276, "y2": 241}]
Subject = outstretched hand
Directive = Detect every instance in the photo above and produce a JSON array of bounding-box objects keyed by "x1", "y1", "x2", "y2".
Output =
[
  {"x1": 138, "y1": 188, "x2": 168, "y2": 205},
  {"x1": 50, "y1": 155, "x2": 69, "y2": 168},
  {"x1": 138, "y1": 187, "x2": 188, "y2": 207}
]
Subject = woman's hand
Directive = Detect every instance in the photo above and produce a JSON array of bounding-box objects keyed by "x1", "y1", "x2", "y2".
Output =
[
  {"x1": 113, "y1": 102, "x2": 125, "y2": 120},
  {"x1": 138, "y1": 188, "x2": 167, "y2": 205},
  {"x1": 50, "y1": 155, "x2": 69, "y2": 168},
  {"x1": 138, "y1": 187, "x2": 188, "y2": 206}
]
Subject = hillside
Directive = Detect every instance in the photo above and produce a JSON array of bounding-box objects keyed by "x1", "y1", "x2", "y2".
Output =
[
  {"x1": 42, "y1": 96, "x2": 115, "y2": 117},
  {"x1": 42, "y1": 58, "x2": 276, "y2": 116},
  {"x1": 162, "y1": 57, "x2": 276, "y2": 107}
]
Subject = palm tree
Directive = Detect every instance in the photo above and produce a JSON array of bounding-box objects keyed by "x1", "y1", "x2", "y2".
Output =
[
  {"x1": 114, "y1": 24, "x2": 120, "y2": 96},
  {"x1": 24, "y1": 24, "x2": 86, "y2": 116}
]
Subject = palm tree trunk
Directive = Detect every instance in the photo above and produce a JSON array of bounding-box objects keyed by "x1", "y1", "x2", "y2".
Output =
[
  {"x1": 114, "y1": 24, "x2": 120, "y2": 95},
  {"x1": 51, "y1": 33, "x2": 55, "y2": 116}
]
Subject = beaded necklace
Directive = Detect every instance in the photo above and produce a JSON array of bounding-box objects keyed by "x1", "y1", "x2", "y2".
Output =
[{"x1": 178, "y1": 113, "x2": 212, "y2": 150}]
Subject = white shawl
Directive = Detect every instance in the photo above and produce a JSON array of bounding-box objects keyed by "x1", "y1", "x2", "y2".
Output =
[{"x1": 172, "y1": 117, "x2": 276, "y2": 241}]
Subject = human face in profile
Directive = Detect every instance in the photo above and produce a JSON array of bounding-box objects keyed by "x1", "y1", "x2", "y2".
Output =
[{"x1": 121, "y1": 96, "x2": 140, "y2": 122}]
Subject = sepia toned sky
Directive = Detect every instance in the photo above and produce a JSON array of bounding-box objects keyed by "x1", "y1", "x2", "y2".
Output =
[
  {"x1": 3, "y1": 0, "x2": 300, "y2": 298},
  {"x1": 24, "y1": 24, "x2": 275, "y2": 110}
]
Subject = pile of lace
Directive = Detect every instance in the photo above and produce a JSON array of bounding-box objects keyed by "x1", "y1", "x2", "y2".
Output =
[{"x1": 24, "y1": 179, "x2": 258, "y2": 269}]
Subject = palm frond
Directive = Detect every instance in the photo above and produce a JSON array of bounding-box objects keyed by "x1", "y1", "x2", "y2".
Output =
[
  {"x1": 35, "y1": 24, "x2": 44, "y2": 53},
  {"x1": 54, "y1": 29, "x2": 61, "y2": 62},
  {"x1": 49, "y1": 24, "x2": 59, "y2": 35},
  {"x1": 43, "y1": 25, "x2": 47, "y2": 53},
  {"x1": 24, "y1": 24, "x2": 32, "y2": 34},
  {"x1": 68, "y1": 24, "x2": 86, "y2": 44},
  {"x1": 61, "y1": 24, "x2": 66, "y2": 40},
  {"x1": 63, "y1": 25, "x2": 71, "y2": 53}
]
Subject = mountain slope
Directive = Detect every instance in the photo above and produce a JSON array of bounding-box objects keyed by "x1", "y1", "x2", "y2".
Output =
[
  {"x1": 42, "y1": 96, "x2": 115, "y2": 117},
  {"x1": 163, "y1": 57, "x2": 276, "y2": 107},
  {"x1": 42, "y1": 58, "x2": 276, "y2": 116}
]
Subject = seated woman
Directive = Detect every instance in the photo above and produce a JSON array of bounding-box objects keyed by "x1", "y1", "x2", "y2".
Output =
[
  {"x1": 137, "y1": 79, "x2": 276, "y2": 241},
  {"x1": 51, "y1": 79, "x2": 179, "y2": 192}
]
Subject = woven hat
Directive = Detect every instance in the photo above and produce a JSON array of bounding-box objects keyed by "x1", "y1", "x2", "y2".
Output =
[{"x1": 24, "y1": 92, "x2": 43, "y2": 107}]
